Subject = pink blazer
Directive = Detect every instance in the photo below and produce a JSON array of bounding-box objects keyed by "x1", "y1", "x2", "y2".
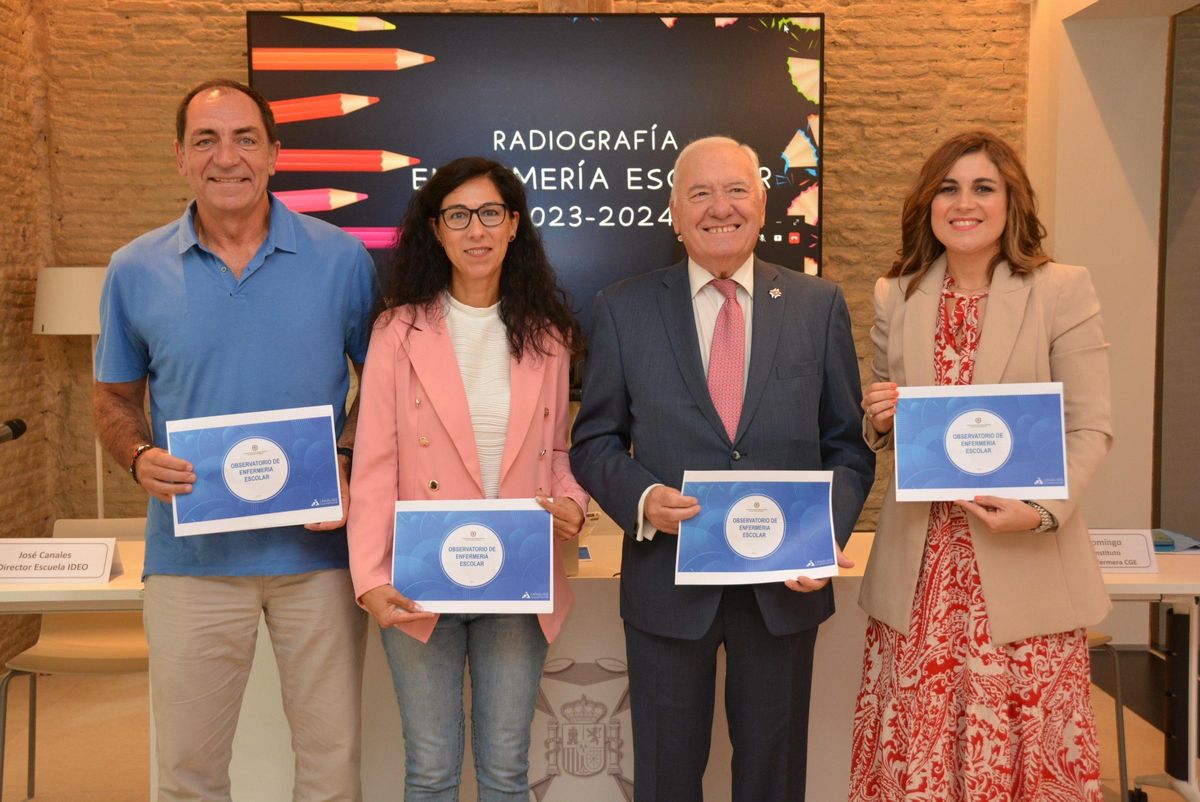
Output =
[{"x1": 347, "y1": 303, "x2": 588, "y2": 644}]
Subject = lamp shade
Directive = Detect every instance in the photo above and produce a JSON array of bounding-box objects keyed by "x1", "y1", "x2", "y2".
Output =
[{"x1": 32, "y1": 267, "x2": 107, "y2": 335}]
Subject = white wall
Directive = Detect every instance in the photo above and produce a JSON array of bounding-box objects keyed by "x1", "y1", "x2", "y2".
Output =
[
  {"x1": 1028, "y1": 0, "x2": 1196, "y2": 646},
  {"x1": 1027, "y1": 0, "x2": 1195, "y2": 528}
]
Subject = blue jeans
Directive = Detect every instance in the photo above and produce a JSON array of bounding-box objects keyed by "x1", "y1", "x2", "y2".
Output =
[{"x1": 380, "y1": 614, "x2": 549, "y2": 802}]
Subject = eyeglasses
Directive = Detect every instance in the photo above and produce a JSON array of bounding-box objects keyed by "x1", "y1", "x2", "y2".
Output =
[{"x1": 437, "y1": 203, "x2": 510, "y2": 230}]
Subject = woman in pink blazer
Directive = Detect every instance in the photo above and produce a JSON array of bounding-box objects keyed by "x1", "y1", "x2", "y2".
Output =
[{"x1": 347, "y1": 157, "x2": 588, "y2": 802}]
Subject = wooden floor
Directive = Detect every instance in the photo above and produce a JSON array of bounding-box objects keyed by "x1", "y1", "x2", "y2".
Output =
[
  {"x1": 0, "y1": 670, "x2": 1192, "y2": 801},
  {"x1": 0, "y1": 672, "x2": 148, "y2": 802}
]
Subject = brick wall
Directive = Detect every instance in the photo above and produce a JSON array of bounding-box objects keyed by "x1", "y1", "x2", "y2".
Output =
[
  {"x1": 6, "y1": 0, "x2": 1030, "y2": 579},
  {"x1": 0, "y1": 0, "x2": 54, "y2": 658}
]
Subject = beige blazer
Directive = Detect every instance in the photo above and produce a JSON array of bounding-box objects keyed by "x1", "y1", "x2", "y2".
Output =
[{"x1": 858, "y1": 257, "x2": 1113, "y2": 644}]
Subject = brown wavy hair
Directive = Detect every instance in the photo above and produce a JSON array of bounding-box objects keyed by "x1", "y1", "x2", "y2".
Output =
[{"x1": 887, "y1": 131, "x2": 1050, "y2": 297}]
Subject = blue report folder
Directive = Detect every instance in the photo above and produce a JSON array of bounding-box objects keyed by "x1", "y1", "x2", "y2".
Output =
[
  {"x1": 893, "y1": 383, "x2": 1068, "y2": 502},
  {"x1": 392, "y1": 499, "x2": 553, "y2": 613},
  {"x1": 166, "y1": 405, "x2": 342, "y2": 536},
  {"x1": 676, "y1": 470, "x2": 836, "y2": 585}
]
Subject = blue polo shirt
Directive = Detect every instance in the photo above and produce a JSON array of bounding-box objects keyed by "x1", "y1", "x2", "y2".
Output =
[{"x1": 95, "y1": 196, "x2": 378, "y2": 577}]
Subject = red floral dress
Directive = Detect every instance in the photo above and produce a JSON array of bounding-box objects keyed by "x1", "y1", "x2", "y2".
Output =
[{"x1": 848, "y1": 275, "x2": 1102, "y2": 802}]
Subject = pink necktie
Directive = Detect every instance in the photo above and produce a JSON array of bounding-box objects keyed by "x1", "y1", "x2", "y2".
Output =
[{"x1": 707, "y1": 279, "x2": 744, "y2": 441}]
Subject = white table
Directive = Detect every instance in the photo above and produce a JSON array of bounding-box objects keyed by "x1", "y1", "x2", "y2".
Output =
[
  {"x1": 0, "y1": 541, "x2": 147, "y2": 797},
  {"x1": 3, "y1": 537, "x2": 1194, "y2": 801},
  {"x1": 0, "y1": 541, "x2": 145, "y2": 613},
  {"x1": 1098, "y1": 548, "x2": 1199, "y2": 801}
]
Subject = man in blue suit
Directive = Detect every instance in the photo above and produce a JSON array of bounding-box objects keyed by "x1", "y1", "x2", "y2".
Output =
[{"x1": 570, "y1": 137, "x2": 875, "y2": 802}]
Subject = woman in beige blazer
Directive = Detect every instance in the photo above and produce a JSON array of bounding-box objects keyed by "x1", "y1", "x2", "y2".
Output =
[{"x1": 848, "y1": 131, "x2": 1113, "y2": 802}]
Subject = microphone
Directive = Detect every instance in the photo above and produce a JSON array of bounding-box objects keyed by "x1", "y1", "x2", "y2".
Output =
[{"x1": 1, "y1": 419, "x2": 27, "y2": 444}]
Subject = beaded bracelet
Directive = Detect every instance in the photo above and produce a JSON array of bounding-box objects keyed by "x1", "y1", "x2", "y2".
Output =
[{"x1": 130, "y1": 443, "x2": 154, "y2": 484}]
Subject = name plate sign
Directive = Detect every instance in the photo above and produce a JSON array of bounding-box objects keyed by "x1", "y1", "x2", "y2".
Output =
[
  {"x1": 1091, "y1": 529, "x2": 1158, "y2": 573},
  {"x1": 0, "y1": 538, "x2": 123, "y2": 583}
]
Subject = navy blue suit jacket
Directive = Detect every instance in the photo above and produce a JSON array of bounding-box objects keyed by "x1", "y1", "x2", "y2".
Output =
[{"x1": 570, "y1": 258, "x2": 875, "y2": 640}]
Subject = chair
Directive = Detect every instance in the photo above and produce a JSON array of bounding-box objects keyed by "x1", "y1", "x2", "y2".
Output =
[
  {"x1": 1088, "y1": 630, "x2": 1130, "y2": 802},
  {"x1": 0, "y1": 518, "x2": 148, "y2": 800}
]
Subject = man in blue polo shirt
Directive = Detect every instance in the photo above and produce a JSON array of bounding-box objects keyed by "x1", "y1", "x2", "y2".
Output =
[{"x1": 92, "y1": 78, "x2": 377, "y2": 802}]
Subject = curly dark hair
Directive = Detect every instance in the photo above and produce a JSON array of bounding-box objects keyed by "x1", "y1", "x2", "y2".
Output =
[
  {"x1": 887, "y1": 130, "x2": 1050, "y2": 298},
  {"x1": 378, "y1": 157, "x2": 583, "y2": 359}
]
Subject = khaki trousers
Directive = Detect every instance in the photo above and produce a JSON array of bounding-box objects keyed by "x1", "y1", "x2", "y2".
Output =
[{"x1": 143, "y1": 570, "x2": 367, "y2": 802}]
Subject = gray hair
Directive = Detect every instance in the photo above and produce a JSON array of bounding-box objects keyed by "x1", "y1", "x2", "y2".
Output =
[{"x1": 670, "y1": 136, "x2": 762, "y2": 201}]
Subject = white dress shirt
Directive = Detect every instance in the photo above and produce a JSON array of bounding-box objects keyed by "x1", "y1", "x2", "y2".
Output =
[{"x1": 636, "y1": 255, "x2": 755, "y2": 541}]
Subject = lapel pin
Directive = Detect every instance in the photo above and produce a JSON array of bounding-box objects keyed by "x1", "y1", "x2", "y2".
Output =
[{"x1": 769, "y1": 287, "x2": 782, "y2": 299}]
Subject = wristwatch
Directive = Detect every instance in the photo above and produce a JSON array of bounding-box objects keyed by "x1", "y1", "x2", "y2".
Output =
[{"x1": 1026, "y1": 501, "x2": 1057, "y2": 533}]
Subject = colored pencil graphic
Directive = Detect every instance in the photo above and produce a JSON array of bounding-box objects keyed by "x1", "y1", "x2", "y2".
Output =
[
  {"x1": 253, "y1": 48, "x2": 435, "y2": 72},
  {"x1": 282, "y1": 15, "x2": 395, "y2": 32},
  {"x1": 788, "y1": 57, "x2": 821, "y2": 105},
  {"x1": 342, "y1": 227, "x2": 400, "y2": 250},
  {"x1": 276, "y1": 150, "x2": 420, "y2": 173},
  {"x1": 275, "y1": 188, "x2": 368, "y2": 213},
  {"x1": 782, "y1": 129, "x2": 818, "y2": 171},
  {"x1": 787, "y1": 183, "x2": 819, "y2": 223},
  {"x1": 270, "y1": 94, "x2": 379, "y2": 125}
]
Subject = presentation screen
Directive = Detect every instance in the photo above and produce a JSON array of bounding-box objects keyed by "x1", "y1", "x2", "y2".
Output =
[{"x1": 247, "y1": 13, "x2": 824, "y2": 333}]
